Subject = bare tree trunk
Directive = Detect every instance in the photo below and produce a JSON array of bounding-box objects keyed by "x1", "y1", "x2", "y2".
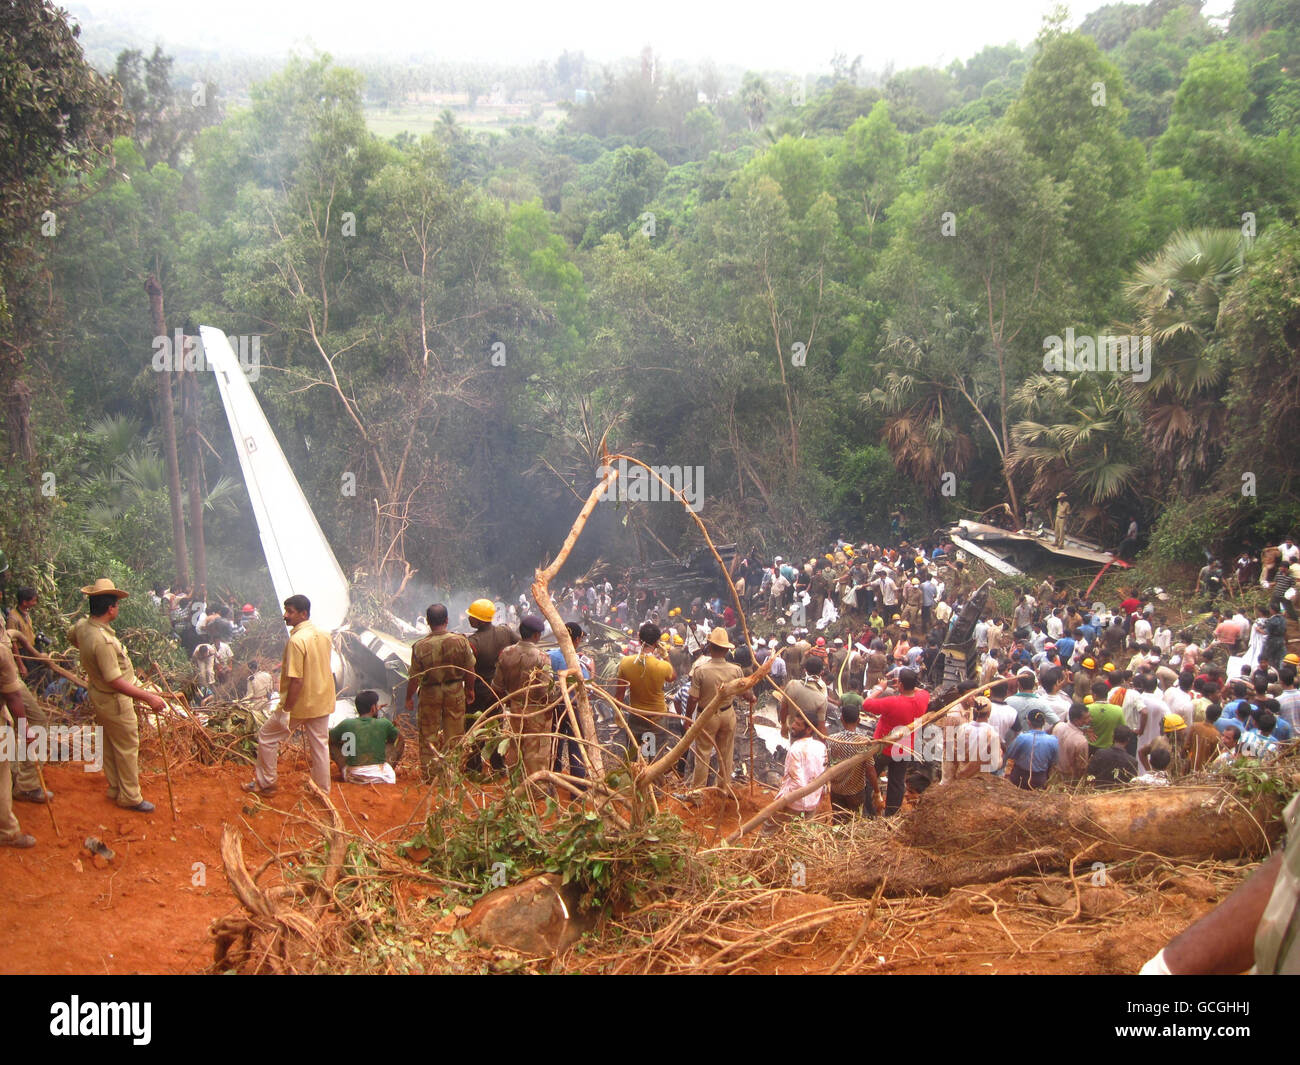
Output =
[
  {"x1": 5, "y1": 377, "x2": 35, "y2": 469},
  {"x1": 145, "y1": 275, "x2": 190, "y2": 588},
  {"x1": 182, "y1": 339, "x2": 208, "y2": 597}
]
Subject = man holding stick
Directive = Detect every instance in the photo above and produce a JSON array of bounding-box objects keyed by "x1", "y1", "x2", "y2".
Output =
[
  {"x1": 0, "y1": 621, "x2": 38, "y2": 847},
  {"x1": 69, "y1": 579, "x2": 166, "y2": 812}
]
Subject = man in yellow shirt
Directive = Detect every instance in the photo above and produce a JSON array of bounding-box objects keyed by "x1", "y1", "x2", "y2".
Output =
[
  {"x1": 69, "y1": 579, "x2": 167, "y2": 812},
  {"x1": 614, "y1": 623, "x2": 677, "y2": 758},
  {"x1": 243, "y1": 594, "x2": 336, "y2": 796}
]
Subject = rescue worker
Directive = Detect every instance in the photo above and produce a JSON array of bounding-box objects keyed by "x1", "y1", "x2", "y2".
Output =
[
  {"x1": 243, "y1": 594, "x2": 336, "y2": 796},
  {"x1": 70, "y1": 579, "x2": 166, "y2": 811},
  {"x1": 406, "y1": 603, "x2": 476, "y2": 778},
  {"x1": 684, "y1": 627, "x2": 755, "y2": 791},
  {"x1": 1, "y1": 618, "x2": 36, "y2": 847},
  {"x1": 1, "y1": 625, "x2": 49, "y2": 803},
  {"x1": 465, "y1": 597, "x2": 518, "y2": 722},
  {"x1": 494, "y1": 613, "x2": 554, "y2": 778},
  {"x1": 1054, "y1": 491, "x2": 1070, "y2": 548}
]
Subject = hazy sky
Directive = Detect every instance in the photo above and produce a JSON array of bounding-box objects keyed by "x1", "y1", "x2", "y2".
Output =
[{"x1": 68, "y1": 0, "x2": 1225, "y2": 73}]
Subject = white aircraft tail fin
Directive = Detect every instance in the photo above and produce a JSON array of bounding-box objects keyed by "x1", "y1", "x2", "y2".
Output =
[{"x1": 199, "y1": 326, "x2": 350, "y2": 632}]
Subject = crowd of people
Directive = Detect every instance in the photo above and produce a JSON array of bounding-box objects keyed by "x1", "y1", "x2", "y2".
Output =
[{"x1": 3, "y1": 527, "x2": 1296, "y2": 848}]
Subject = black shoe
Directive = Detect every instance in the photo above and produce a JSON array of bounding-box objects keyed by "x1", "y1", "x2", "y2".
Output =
[{"x1": 14, "y1": 788, "x2": 51, "y2": 804}]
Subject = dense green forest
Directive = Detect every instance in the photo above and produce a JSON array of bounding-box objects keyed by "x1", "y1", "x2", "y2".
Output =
[{"x1": 2, "y1": 0, "x2": 1299, "y2": 623}]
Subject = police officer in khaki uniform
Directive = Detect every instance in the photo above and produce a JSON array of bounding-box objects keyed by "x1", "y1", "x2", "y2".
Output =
[
  {"x1": 405, "y1": 603, "x2": 476, "y2": 778},
  {"x1": 684, "y1": 627, "x2": 754, "y2": 791},
  {"x1": 0, "y1": 627, "x2": 49, "y2": 803},
  {"x1": 69, "y1": 579, "x2": 166, "y2": 812},
  {"x1": 1, "y1": 622, "x2": 37, "y2": 847},
  {"x1": 493, "y1": 613, "x2": 554, "y2": 778},
  {"x1": 1054, "y1": 491, "x2": 1070, "y2": 547}
]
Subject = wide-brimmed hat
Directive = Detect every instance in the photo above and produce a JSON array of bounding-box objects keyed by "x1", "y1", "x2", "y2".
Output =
[
  {"x1": 1056, "y1": 491, "x2": 1068, "y2": 499},
  {"x1": 80, "y1": 578, "x2": 129, "y2": 600},
  {"x1": 707, "y1": 626, "x2": 734, "y2": 650}
]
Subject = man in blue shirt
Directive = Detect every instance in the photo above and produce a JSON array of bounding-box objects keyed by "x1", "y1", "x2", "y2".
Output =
[
  {"x1": 1055, "y1": 634, "x2": 1076, "y2": 663},
  {"x1": 1004, "y1": 709, "x2": 1059, "y2": 789},
  {"x1": 549, "y1": 622, "x2": 591, "y2": 778}
]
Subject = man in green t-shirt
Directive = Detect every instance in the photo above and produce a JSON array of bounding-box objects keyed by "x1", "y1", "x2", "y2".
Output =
[
  {"x1": 330, "y1": 690, "x2": 404, "y2": 784},
  {"x1": 1086, "y1": 679, "x2": 1124, "y2": 751}
]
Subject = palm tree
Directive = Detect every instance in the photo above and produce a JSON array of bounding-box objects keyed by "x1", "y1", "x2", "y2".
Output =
[
  {"x1": 1123, "y1": 227, "x2": 1247, "y2": 491},
  {"x1": 1007, "y1": 373, "x2": 1141, "y2": 533}
]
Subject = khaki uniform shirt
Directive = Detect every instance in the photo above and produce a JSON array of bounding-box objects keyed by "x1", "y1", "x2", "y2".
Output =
[
  {"x1": 688, "y1": 657, "x2": 743, "y2": 717},
  {"x1": 247, "y1": 670, "x2": 274, "y2": 701},
  {"x1": 280, "y1": 620, "x2": 336, "y2": 720},
  {"x1": 411, "y1": 631, "x2": 475, "y2": 691},
  {"x1": 70, "y1": 616, "x2": 134, "y2": 712},
  {"x1": 783, "y1": 675, "x2": 829, "y2": 730},
  {"x1": 6, "y1": 608, "x2": 34, "y2": 660},
  {"x1": 0, "y1": 629, "x2": 25, "y2": 695}
]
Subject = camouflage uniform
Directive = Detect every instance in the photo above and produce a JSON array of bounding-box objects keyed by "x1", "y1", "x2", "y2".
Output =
[
  {"x1": 494, "y1": 641, "x2": 554, "y2": 778},
  {"x1": 410, "y1": 630, "x2": 475, "y2": 777}
]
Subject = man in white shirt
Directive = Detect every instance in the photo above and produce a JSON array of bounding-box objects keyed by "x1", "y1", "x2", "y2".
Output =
[
  {"x1": 1279, "y1": 539, "x2": 1300, "y2": 565},
  {"x1": 1164, "y1": 670, "x2": 1194, "y2": 722},
  {"x1": 1133, "y1": 615, "x2": 1153, "y2": 647},
  {"x1": 1046, "y1": 610, "x2": 1064, "y2": 640},
  {"x1": 770, "y1": 711, "x2": 826, "y2": 829},
  {"x1": 987, "y1": 681, "x2": 1018, "y2": 748}
]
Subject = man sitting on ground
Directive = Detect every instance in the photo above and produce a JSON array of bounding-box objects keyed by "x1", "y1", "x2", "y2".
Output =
[{"x1": 329, "y1": 690, "x2": 403, "y2": 784}]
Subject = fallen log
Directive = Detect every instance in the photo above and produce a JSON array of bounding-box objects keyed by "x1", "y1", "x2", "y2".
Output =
[{"x1": 822, "y1": 775, "x2": 1281, "y2": 898}]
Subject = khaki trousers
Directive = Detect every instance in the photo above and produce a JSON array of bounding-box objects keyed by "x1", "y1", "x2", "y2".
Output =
[
  {"x1": 0, "y1": 708, "x2": 22, "y2": 842},
  {"x1": 12, "y1": 686, "x2": 46, "y2": 794},
  {"x1": 91, "y1": 691, "x2": 143, "y2": 807},
  {"x1": 417, "y1": 684, "x2": 467, "y2": 776},
  {"x1": 254, "y1": 709, "x2": 331, "y2": 792},
  {"x1": 506, "y1": 700, "x2": 553, "y2": 778},
  {"x1": 692, "y1": 706, "x2": 736, "y2": 789}
]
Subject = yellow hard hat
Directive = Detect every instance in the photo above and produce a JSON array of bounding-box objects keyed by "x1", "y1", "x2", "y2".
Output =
[
  {"x1": 467, "y1": 598, "x2": 495, "y2": 623},
  {"x1": 673, "y1": 634, "x2": 684, "y2": 645}
]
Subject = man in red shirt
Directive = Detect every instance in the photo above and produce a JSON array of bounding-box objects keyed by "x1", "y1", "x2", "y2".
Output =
[{"x1": 865, "y1": 668, "x2": 931, "y2": 816}]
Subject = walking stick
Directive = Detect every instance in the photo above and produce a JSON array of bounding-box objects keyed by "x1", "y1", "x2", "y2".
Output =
[
  {"x1": 34, "y1": 761, "x2": 61, "y2": 837},
  {"x1": 153, "y1": 707, "x2": 179, "y2": 822}
]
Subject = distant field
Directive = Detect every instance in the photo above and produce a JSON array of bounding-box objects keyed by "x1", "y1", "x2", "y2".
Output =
[{"x1": 365, "y1": 105, "x2": 566, "y2": 138}]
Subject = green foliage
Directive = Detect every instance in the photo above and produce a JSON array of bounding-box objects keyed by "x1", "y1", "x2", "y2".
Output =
[
  {"x1": 402, "y1": 763, "x2": 691, "y2": 913},
  {"x1": 1146, "y1": 495, "x2": 1233, "y2": 561}
]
